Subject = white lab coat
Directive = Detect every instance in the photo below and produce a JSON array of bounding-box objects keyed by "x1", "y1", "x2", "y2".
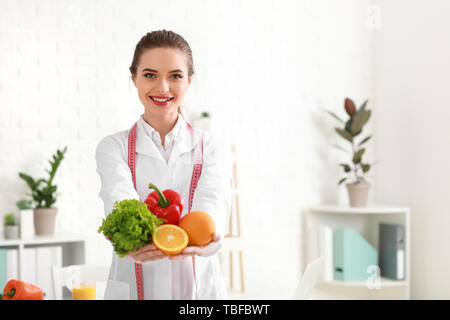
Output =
[{"x1": 95, "y1": 115, "x2": 231, "y2": 300}]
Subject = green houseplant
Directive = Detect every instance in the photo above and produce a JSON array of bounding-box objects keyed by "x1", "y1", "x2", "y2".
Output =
[
  {"x1": 326, "y1": 98, "x2": 373, "y2": 207},
  {"x1": 16, "y1": 199, "x2": 33, "y2": 210},
  {"x1": 4, "y1": 213, "x2": 19, "y2": 239},
  {"x1": 194, "y1": 111, "x2": 212, "y2": 131},
  {"x1": 18, "y1": 146, "x2": 68, "y2": 235}
]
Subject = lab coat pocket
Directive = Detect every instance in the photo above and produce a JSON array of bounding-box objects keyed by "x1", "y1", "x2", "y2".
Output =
[{"x1": 104, "y1": 279, "x2": 130, "y2": 300}]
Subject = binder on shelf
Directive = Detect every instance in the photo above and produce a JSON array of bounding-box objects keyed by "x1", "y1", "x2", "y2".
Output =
[
  {"x1": 333, "y1": 228, "x2": 378, "y2": 282},
  {"x1": 22, "y1": 248, "x2": 37, "y2": 284},
  {"x1": 0, "y1": 248, "x2": 6, "y2": 289},
  {"x1": 305, "y1": 225, "x2": 334, "y2": 281},
  {"x1": 6, "y1": 249, "x2": 18, "y2": 281},
  {"x1": 318, "y1": 226, "x2": 333, "y2": 281},
  {"x1": 36, "y1": 246, "x2": 62, "y2": 300},
  {"x1": 379, "y1": 223, "x2": 405, "y2": 280}
]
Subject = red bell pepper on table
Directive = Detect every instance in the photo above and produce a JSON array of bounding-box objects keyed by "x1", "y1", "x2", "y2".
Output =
[
  {"x1": 144, "y1": 183, "x2": 184, "y2": 225},
  {"x1": 0, "y1": 279, "x2": 44, "y2": 300}
]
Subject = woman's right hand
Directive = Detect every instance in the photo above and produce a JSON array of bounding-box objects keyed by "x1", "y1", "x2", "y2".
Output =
[{"x1": 126, "y1": 244, "x2": 168, "y2": 263}]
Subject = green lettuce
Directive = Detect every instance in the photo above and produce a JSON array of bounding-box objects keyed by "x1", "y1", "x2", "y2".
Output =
[{"x1": 97, "y1": 199, "x2": 164, "y2": 257}]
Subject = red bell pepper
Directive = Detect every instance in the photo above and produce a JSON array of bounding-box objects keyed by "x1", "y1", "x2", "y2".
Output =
[
  {"x1": 144, "y1": 183, "x2": 184, "y2": 225},
  {"x1": 0, "y1": 279, "x2": 44, "y2": 300}
]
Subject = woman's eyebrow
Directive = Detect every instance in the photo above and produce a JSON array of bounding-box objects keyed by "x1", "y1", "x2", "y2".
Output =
[{"x1": 141, "y1": 68, "x2": 184, "y2": 73}]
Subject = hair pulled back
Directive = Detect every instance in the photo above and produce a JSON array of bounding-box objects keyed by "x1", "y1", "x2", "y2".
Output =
[{"x1": 129, "y1": 29, "x2": 195, "y2": 78}]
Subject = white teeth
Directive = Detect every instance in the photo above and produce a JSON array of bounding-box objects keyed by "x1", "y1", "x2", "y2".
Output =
[{"x1": 152, "y1": 97, "x2": 171, "y2": 102}]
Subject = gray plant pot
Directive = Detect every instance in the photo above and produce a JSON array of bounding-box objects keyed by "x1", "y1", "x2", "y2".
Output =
[
  {"x1": 34, "y1": 207, "x2": 58, "y2": 236},
  {"x1": 4, "y1": 225, "x2": 19, "y2": 239},
  {"x1": 346, "y1": 181, "x2": 370, "y2": 207}
]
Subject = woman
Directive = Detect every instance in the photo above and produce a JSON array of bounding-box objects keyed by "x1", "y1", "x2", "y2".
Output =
[{"x1": 95, "y1": 30, "x2": 231, "y2": 300}]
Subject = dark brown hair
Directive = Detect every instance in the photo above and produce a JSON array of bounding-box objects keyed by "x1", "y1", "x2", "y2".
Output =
[{"x1": 129, "y1": 29, "x2": 195, "y2": 78}]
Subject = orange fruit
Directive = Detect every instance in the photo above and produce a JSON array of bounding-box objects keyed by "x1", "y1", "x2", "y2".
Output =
[
  {"x1": 179, "y1": 211, "x2": 216, "y2": 246},
  {"x1": 152, "y1": 224, "x2": 189, "y2": 255}
]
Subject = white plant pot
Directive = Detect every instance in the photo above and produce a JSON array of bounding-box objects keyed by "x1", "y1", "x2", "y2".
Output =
[
  {"x1": 346, "y1": 181, "x2": 370, "y2": 207},
  {"x1": 20, "y1": 209, "x2": 35, "y2": 239},
  {"x1": 34, "y1": 207, "x2": 58, "y2": 236},
  {"x1": 4, "y1": 225, "x2": 19, "y2": 239},
  {"x1": 194, "y1": 117, "x2": 211, "y2": 131}
]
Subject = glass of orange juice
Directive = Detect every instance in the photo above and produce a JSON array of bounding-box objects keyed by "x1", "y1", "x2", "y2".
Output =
[{"x1": 72, "y1": 282, "x2": 96, "y2": 300}]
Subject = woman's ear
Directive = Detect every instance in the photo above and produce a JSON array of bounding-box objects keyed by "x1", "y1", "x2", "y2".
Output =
[{"x1": 131, "y1": 74, "x2": 137, "y2": 88}]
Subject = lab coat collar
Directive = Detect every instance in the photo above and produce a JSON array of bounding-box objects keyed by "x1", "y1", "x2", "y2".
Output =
[
  {"x1": 135, "y1": 115, "x2": 200, "y2": 162},
  {"x1": 140, "y1": 114, "x2": 182, "y2": 147}
]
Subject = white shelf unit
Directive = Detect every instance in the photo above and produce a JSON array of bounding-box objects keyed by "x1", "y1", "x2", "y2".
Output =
[
  {"x1": 0, "y1": 232, "x2": 87, "y2": 299},
  {"x1": 302, "y1": 205, "x2": 410, "y2": 300}
]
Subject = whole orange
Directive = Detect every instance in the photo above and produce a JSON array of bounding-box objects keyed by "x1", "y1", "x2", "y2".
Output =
[{"x1": 179, "y1": 211, "x2": 216, "y2": 246}]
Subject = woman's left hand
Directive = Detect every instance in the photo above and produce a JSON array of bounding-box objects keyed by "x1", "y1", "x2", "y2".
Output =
[{"x1": 169, "y1": 232, "x2": 223, "y2": 260}]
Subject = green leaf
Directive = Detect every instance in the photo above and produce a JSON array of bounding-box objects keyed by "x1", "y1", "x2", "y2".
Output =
[
  {"x1": 350, "y1": 110, "x2": 371, "y2": 136},
  {"x1": 353, "y1": 148, "x2": 366, "y2": 164},
  {"x1": 338, "y1": 177, "x2": 347, "y2": 185},
  {"x1": 18, "y1": 173, "x2": 36, "y2": 190},
  {"x1": 21, "y1": 146, "x2": 69, "y2": 208},
  {"x1": 340, "y1": 163, "x2": 351, "y2": 173},
  {"x1": 358, "y1": 135, "x2": 372, "y2": 146},
  {"x1": 335, "y1": 128, "x2": 353, "y2": 143},
  {"x1": 358, "y1": 99, "x2": 369, "y2": 113},
  {"x1": 4, "y1": 213, "x2": 16, "y2": 226},
  {"x1": 16, "y1": 199, "x2": 33, "y2": 210},
  {"x1": 325, "y1": 110, "x2": 345, "y2": 123},
  {"x1": 344, "y1": 119, "x2": 353, "y2": 135},
  {"x1": 362, "y1": 163, "x2": 371, "y2": 173},
  {"x1": 97, "y1": 199, "x2": 164, "y2": 257}
]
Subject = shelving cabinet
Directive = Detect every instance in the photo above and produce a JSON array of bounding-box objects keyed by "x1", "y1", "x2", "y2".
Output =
[
  {"x1": 302, "y1": 205, "x2": 410, "y2": 300},
  {"x1": 0, "y1": 232, "x2": 87, "y2": 300}
]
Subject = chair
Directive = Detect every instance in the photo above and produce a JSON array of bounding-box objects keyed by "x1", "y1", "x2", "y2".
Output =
[
  {"x1": 52, "y1": 264, "x2": 110, "y2": 300},
  {"x1": 292, "y1": 255, "x2": 326, "y2": 300}
]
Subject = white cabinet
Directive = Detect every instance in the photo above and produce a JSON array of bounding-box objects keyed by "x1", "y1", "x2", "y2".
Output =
[
  {"x1": 0, "y1": 232, "x2": 86, "y2": 299},
  {"x1": 302, "y1": 206, "x2": 410, "y2": 300}
]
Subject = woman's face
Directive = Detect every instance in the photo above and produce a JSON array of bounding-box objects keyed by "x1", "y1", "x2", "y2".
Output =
[{"x1": 132, "y1": 47, "x2": 191, "y2": 117}]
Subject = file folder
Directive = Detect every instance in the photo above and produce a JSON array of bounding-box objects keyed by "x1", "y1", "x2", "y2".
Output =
[
  {"x1": 333, "y1": 228, "x2": 378, "y2": 282},
  {"x1": 379, "y1": 223, "x2": 405, "y2": 280}
]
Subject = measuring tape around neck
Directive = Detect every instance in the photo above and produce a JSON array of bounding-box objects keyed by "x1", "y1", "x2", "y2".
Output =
[
  {"x1": 127, "y1": 120, "x2": 203, "y2": 300},
  {"x1": 187, "y1": 122, "x2": 204, "y2": 300}
]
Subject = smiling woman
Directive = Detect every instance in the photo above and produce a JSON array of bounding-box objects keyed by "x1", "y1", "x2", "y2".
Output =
[
  {"x1": 95, "y1": 30, "x2": 231, "y2": 301},
  {"x1": 129, "y1": 31, "x2": 195, "y2": 141},
  {"x1": 131, "y1": 46, "x2": 192, "y2": 144}
]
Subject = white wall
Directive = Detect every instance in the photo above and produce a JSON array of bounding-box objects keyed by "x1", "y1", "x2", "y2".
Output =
[
  {"x1": 373, "y1": 0, "x2": 450, "y2": 299},
  {"x1": 0, "y1": 0, "x2": 374, "y2": 299}
]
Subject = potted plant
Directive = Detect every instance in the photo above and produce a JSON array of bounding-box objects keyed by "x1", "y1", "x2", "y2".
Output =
[
  {"x1": 326, "y1": 98, "x2": 374, "y2": 207},
  {"x1": 16, "y1": 198, "x2": 34, "y2": 238},
  {"x1": 18, "y1": 146, "x2": 68, "y2": 235},
  {"x1": 4, "y1": 213, "x2": 19, "y2": 239},
  {"x1": 194, "y1": 111, "x2": 211, "y2": 131}
]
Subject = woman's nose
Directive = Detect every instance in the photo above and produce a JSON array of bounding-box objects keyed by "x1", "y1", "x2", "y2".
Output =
[{"x1": 155, "y1": 78, "x2": 170, "y2": 92}]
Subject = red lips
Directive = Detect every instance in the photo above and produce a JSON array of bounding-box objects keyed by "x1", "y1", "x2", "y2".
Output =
[{"x1": 151, "y1": 96, "x2": 173, "y2": 99}]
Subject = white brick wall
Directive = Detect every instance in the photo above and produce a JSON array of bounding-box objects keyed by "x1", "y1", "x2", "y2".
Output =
[
  {"x1": 372, "y1": 0, "x2": 450, "y2": 299},
  {"x1": 0, "y1": 0, "x2": 373, "y2": 299}
]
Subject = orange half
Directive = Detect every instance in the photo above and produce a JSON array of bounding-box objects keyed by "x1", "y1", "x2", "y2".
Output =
[{"x1": 152, "y1": 224, "x2": 189, "y2": 255}]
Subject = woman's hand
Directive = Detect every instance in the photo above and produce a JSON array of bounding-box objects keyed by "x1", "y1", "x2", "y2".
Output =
[
  {"x1": 169, "y1": 232, "x2": 223, "y2": 260},
  {"x1": 127, "y1": 244, "x2": 167, "y2": 263}
]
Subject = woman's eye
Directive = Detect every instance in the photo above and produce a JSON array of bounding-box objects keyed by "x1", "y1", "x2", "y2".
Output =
[{"x1": 144, "y1": 73, "x2": 182, "y2": 79}]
